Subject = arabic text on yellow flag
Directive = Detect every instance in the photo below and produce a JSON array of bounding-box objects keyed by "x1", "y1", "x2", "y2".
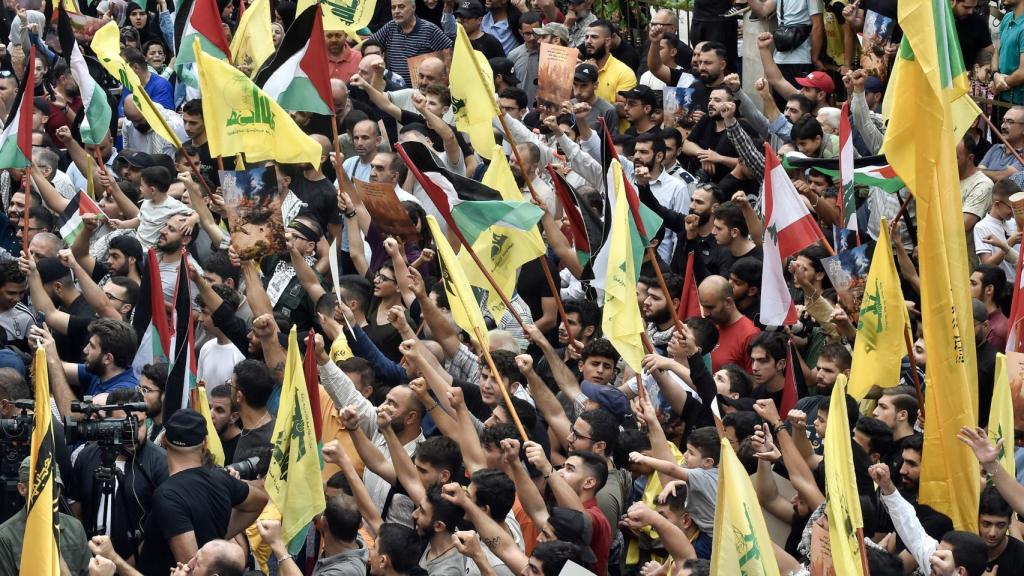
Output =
[
  {"x1": 450, "y1": 24, "x2": 497, "y2": 160},
  {"x1": 990, "y1": 353, "x2": 1016, "y2": 477},
  {"x1": 459, "y1": 145, "x2": 545, "y2": 321},
  {"x1": 848, "y1": 218, "x2": 908, "y2": 399},
  {"x1": 602, "y1": 160, "x2": 645, "y2": 372},
  {"x1": 266, "y1": 327, "x2": 327, "y2": 550},
  {"x1": 197, "y1": 384, "x2": 225, "y2": 466},
  {"x1": 824, "y1": 374, "x2": 866, "y2": 576},
  {"x1": 92, "y1": 22, "x2": 182, "y2": 149},
  {"x1": 230, "y1": 0, "x2": 274, "y2": 77},
  {"x1": 710, "y1": 438, "x2": 780, "y2": 576},
  {"x1": 193, "y1": 38, "x2": 322, "y2": 166},
  {"x1": 298, "y1": 0, "x2": 376, "y2": 34},
  {"x1": 881, "y1": 0, "x2": 980, "y2": 532},
  {"x1": 20, "y1": 347, "x2": 59, "y2": 576},
  {"x1": 426, "y1": 215, "x2": 490, "y2": 347}
]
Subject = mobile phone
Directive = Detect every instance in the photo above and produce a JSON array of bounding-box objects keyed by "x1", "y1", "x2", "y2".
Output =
[{"x1": 34, "y1": 311, "x2": 46, "y2": 327}]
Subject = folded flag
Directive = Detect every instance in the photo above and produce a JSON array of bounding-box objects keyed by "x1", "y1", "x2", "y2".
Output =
[
  {"x1": 782, "y1": 152, "x2": 904, "y2": 193},
  {"x1": 58, "y1": 7, "x2": 111, "y2": 145},
  {"x1": 0, "y1": 45, "x2": 34, "y2": 169},
  {"x1": 57, "y1": 192, "x2": 104, "y2": 246},
  {"x1": 549, "y1": 164, "x2": 602, "y2": 269}
]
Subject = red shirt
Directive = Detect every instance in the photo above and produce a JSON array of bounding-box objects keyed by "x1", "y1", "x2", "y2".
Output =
[
  {"x1": 327, "y1": 48, "x2": 362, "y2": 83},
  {"x1": 989, "y1": 308, "x2": 1009, "y2": 351},
  {"x1": 584, "y1": 498, "x2": 611, "y2": 576},
  {"x1": 710, "y1": 314, "x2": 761, "y2": 372}
]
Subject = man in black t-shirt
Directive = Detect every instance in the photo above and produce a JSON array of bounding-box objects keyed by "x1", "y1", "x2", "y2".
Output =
[
  {"x1": 136, "y1": 409, "x2": 267, "y2": 574},
  {"x1": 979, "y1": 486, "x2": 1024, "y2": 573},
  {"x1": 691, "y1": 0, "x2": 738, "y2": 69},
  {"x1": 458, "y1": 0, "x2": 505, "y2": 61},
  {"x1": 952, "y1": 0, "x2": 993, "y2": 69}
]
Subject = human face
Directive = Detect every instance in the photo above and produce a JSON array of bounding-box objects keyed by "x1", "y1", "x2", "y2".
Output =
[
  {"x1": 325, "y1": 31, "x2": 346, "y2": 55},
  {"x1": 381, "y1": 386, "x2": 416, "y2": 434},
  {"x1": 499, "y1": 97, "x2": 523, "y2": 119},
  {"x1": 711, "y1": 217, "x2": 734, "y2": 247},
  {"x1": 107, "y1": 248, "x2": 130, "y2": 277},
  {"x1": 572, "y1": 79, "x2": 596, "y2": 103},
  {"x1": 795, "y1": 136, "x2": 822, "y2": 157},
  {"x1": 812, "y1": 409, "x2": 827, "y2": 441},
  {"x1": 158, "y1": 215, "x2": 190, "y2": 253},
  {"x1": 567, "y1": 417, "x2": 595, "y2": 453},
  {"x1": 520, "y1": 22, "x2": 538, "y2": 50},
  {"x1": 899, "y1": 448, "x2": 921, "y2": 488},
  {"x1": 583, "y1": 27, "x2": 608, "y2": 60},
  {"x1": 979, "y1": 514, "x2": 1010, "y2": 550},
  {"x1": 643, "y1": 287, "x2": 671, "y2": 324},
  {"x1": 799, "y1": 86, "x2": 822, "y2": 105},
  {"x1": 872, "y1": 396, "x2": 900, "y2": 429},
  {"x1": 413, "y1": 455, "x2": 446, "y2": 487},
  {"x1": 650, "y1": 11, "x2": 676, "y2": 34},
  {"x1": 728, "y1": 273, "x2": 752, "y2": 302},
  {"x1": 579, "y1": 355, "x2": 615, "y2": 385},
  {"x1": 417, "y1": 60, "x2": 445, "y2": 87},
  {"x1": 32, "y1": 105, "x2": 47, "y2": 130},
  {"x1": 457, "y1": 14, "x2": 483, "y2": 34},
  {"x1": 182, "y1": 112, "x2": 205, "y2": 141},
  {"x1": 478, "y1": 365, "x2": 506, "y2": 407},
  {"x1": 372, "y1": 267, "x2": 397, "y2": 298},
  {"x1": 658, "y1": 39, "x2": 676, "y2": 67},
  {"x1": 146, "y1": 44, "x2": 166, "y2": 67},
  {"x1": 1002, "y1": 109, "x2": 1024, "y2": 144},
  {"x1": 369, "y1": 154, "x2": 398, "y2": 184},
  {"x1": 814, "y1": 358, "x2": 841, "y2": 390},
  {"x1": 558, "y1": 312, "x2": 583, "y2": 345},
  {"x1": 698, "y1": 290, "x2": 729, "y2": 325},
  {"x1": 391, "y1": 0, "x2": 416, "y2": 25},
  {"x1": 524, "y1": 557, "x2": 546, "y2": 576},
  {"x1": 557, "y1": 455, "x2": 591, "y2": 493},
  {"x1": 783, "y1": 99, "x2": 805, "y2": 125},
  {"x1": 103, "y1": 283, "x2": 131, "y2": 319},
  {"x1": 83, "y1": 335, "x2": 107, "y2": 374},
  {"x1": 0, "y1": 76, "x2": 16, "y2": 108},
  {"x1": 970, "y1": 271, "x2": 984, "y2": 300},
  {"x1": 749, "y1": 346, "x2": 780, "y2": 386},
  {"x1": 689, "y1": 188, "x2": 715, "y2": 224},
  {"x1": 8, "y1": 191, "x2": 25, "y2": 223},
  {"x1": 271, "y1": 23, "x2": 284, "y2": 46},
  {"x1": 0, "y1": 281, "x2": 25, "y2": 312},
  {"x1": 683, "y1": 443, "x2": 707, "y2": 468},
  {"x1": 411, "y1": 498, "x2": 434, "y2": 535},
  {"x1": 209, "y1": 396, "x2": 236, "y2": 435},
  {"x1": 714, "y1": 369, "x2": 735, "y2": 397},
  {"x1": 807, "y1": 174, "x2": 831, "y2": 196},
  {"x1": 953, "y1": 0, "x2": 977, "y2": 20},
  {"x1": 695, "y1": 49, "x2": 724, "y2": 85},
  {"x1": 707, "y1": 89, "x2": 730, "y2": 119},
  {"x1": 138, "y1": 375, "x2": 163, "y2": 418},
  {"x1": 632, "y1": 141, "x2": 658, "y2": 171},
  {"x1": 352, "y1": 121, "x2": 379, "y2": 159},
  {"x1": 129, "y1": 7, "x2": 148, "y2": 28}
]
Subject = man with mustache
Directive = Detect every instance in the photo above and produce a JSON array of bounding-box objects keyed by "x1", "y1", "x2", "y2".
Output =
[
  {"x1": 583, "y1": 19, "x2": 636, "y2": 105},
  {"x1": 979, "y1": 106, "x2": 1024, "y2": 182}
]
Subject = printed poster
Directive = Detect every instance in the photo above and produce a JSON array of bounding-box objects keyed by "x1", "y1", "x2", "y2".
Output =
[
  {"x1": 538, "y1": 43, "x2": 578, "y2": 108},
  {"x1": 351, "y1": 179, "x2": 418, "y2": 240},
  {"x1": 219, "y1": 167, "x2": 287, "y2": 260}
]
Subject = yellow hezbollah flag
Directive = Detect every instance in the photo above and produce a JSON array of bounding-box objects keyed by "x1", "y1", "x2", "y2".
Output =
[
  {"x1": 230, "y1": 0, "x2": 274, "y2": 77},
  {"x1": 824, "y1": 375, "x2": 865, "y2": 576},
  {"x1": 266, "y1": 327, "x2": 328, "y2": 551},
  {"x1": 427, "y1": 215, "x2": 490, "y2": 347},
  {"x1": 197, "y1": 384, "x2": 225, "y2": 466},
  {"x1": 848, "y1": 218, "x2": 908, "y2": 399},
  {"x1": 193, "y1": 39, "x2": 322, "y2": 166},
  {"x1": 881, "y1": 0, "x2": 981, "y2": 532},
  {"x1": 711, "y1": 438, "x2": 780, "y2": 576},
  {"x1": 92, "y1": 22, "x2": 182, "y2": 149},
  {"x1": 990, "y1": 353, "x2": 1016, "y2": 477},
  {"x1": 459, "y1": 146, "x2": 545, "y2": 321},
  {"x1": 602, "y1": 160, "x2": 645, "y2": 372},
  {"x1": 450, "y1": 24, "x2": 497, "y2": 160},
  {"x1": 20, "y1": 347, "x2": 59, "y2": 576},
  {"x1": 298, "y1": 0, "x2": 376, "y2": 35}
]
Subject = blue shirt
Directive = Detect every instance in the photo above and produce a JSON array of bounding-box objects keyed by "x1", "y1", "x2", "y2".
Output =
[
  {"x1": 980, "y1": 143, "x2": 1024, "y2": 172},
  {"x1": 118, "y1": 73, "x2": 175, "y2": 116},
  {"x1": 482, "y1": 12, "x2": 519, "y2": 53},
  {"x1": 78, "y1": 365, "x2": 139, "y2": 397},
  {"x1": 999, "y1": 10, "x2": 1024, "y2": 104}
]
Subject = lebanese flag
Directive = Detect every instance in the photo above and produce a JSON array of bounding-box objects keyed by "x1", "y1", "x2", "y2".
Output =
[
  {"x1": 131, "y1": 249, "x2": 172, "y2": 376},
  {"x1": 253, "y1": 5, "x2": 333, "y2": 116},
  {"x1": 677, "y1": 252, "x2": 702, "y2": 320},
  {"x1": 838, "y1": 102, "x2": 859, "y2": 245},
  {"x1": 0, "y1": 45, "x2": 34, "y2": 169},
  {"x1": 760, "y1": 144, "x2": 824, "y2": 326}
]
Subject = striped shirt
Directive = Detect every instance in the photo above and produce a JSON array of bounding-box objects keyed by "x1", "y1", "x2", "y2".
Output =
[{"x1": 369, "y1": 18, "x2": 452, "y2": 86}]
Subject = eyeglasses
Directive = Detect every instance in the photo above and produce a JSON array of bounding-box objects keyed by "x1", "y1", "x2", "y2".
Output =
[
  {"x1": 569, "y1": 426, "x2": 592, "y2": 441},
  {"x1": 104, "y1": 292, "x2": 127, "y2": 304},
  {"x1": 136, "y1": 385, "x2": 160, "y2": 395},
  {"x1": 375, "y1": 272, "x2": 396, "y2": 284},
  {"x1": 1004, "y1": 119, "x2": 1024, "y2": 125}
]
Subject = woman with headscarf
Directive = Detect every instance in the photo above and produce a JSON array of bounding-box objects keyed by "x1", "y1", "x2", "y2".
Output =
[{"x1": 126, "y1": 3, "x2": 162, "y2": 46}]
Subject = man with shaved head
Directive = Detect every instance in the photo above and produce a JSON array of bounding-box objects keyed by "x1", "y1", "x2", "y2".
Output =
[{"x1": 698, "y1": 275, "x2": 760, "y2": 371}]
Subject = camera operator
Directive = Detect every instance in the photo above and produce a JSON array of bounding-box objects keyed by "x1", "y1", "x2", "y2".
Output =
[
  {"x1": 136, "y1": 409, "x2": 268, "y2": 574},
  {"x1": 0, "y1": 365, "x2": 72, "y2": 521},
  {"x1": 227, "y1": 359, "x2": 276, "y2": 465},
  {"x1": 0, "y1": 456, "x2": 91, "y2": 576},
  {"x1": 139, "y1": 363, "x2": 167, "y2": 442},
  {"x1": 66, "y1": 387, "x2": 168, "y2": 563}
]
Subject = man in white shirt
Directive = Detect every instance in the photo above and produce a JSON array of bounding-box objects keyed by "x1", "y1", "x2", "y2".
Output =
[
  {"x1": 342, "y1": 119, "x2": 381, "y2": 182},
  {"x1": 121, "y1": 98, "x2": 187, "y2": 158},
  {"x1": 633, "y1": 132, "x2": 690, "y2": 262}
]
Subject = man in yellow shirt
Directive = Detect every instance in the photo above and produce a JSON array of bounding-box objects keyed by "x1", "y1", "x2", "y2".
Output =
[{"x1": 583, "y1": 20, "x2": 638, "y2": 104}]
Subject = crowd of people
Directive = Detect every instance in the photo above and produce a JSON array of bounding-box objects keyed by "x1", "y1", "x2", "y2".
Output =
[{"x1": 0, "y1": 0, "x2": 1021, "y2": 575}]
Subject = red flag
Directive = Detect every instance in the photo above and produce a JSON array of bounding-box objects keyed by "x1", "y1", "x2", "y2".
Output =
[
  {"x1": 304, "y1": 330, "x2": 322, "y2": 443},
  {"x1": 780, "y1": 341, "x2": 799, "y2": 416},
  {"x1": 677, "y1": 252, "x2": 702, "y2": 320}
]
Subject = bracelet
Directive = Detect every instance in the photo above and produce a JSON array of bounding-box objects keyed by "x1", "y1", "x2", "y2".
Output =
[
  {"x1": 773, "y1": 422, "x2": 786, "y2": 435},
  {"x1": 278, "y1": 554, "x2": 294, "y2": 564},
  {"x1": 344, "y1": 210, "x2": 357, "y2": 218},
  {"x1": 427, "y1": 402, "x2": 439, "y2": 412}
]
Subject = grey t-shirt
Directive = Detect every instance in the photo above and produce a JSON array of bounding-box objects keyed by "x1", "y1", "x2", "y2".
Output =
[
  {"x1": 684, "y1": 467, "x2": 719, "y2": 533},
  {"x1": 419, "y1": 546, "x2": 466, "y2": 576},
  {"x1": 231, "y1": 417, "x2": 275, "y2": 465},
  {"x1": 313, "y1": 539, "x2": 369, "y2": 576}
]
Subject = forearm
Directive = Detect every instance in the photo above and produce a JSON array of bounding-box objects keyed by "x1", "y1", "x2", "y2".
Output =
[
  {"x1": 754, "y1": 458, "x2": 781, "y2": 501},
  {"x1": 880, "y1": 489, "x2": 938, "y2": 570},
  {"x1": 242, "y1": 262, "x2": 273, "y2": 317},
  {"x1": 418, "y1": 292, "x2": 461, "y2": 358},
  {"x1": 268, "y1": 545, "x2": 303, "y2": 576},
  {"x1": 345, "y1": 216, "x2": 368, "y2": 277},
  {"x1": 541, "y1": 213, "x2": 583, "y2": 278},
  {"x1": 647, "y1": 513, "x2": 696, "y2": 562},
  {"x1": 339, "y1": 454, "x2": 383, "y2": 536},
  {"x1": 350, "y1": 428, "x2": 396, "y2": 484},
  {"x1": 810, "y1": 14, "x2": 824, "y2": 64},
  {"x1": 647, "y1": 41, "x2": 672, "y2": 83},
  {"x1": 454, "y1": 403, "x2": 488, "y2": 474},
  {"x1": 383, "y1": 428, "x2": 426, "y2": 503},
  {"x1": 71, "y1": 261, "x2": 120, "y2": 319},
  {"x1": 649, "y1": 369, "x2": 688, "y2": 415},
  {"x1": 29, "y1": 168, "x2": 70, "y2": 213},
  {"x1": 109, "y1": 182, "x2": 141, "y2": 219},
  {"x1": 288, "y1": 248, "x2": 327, "y2": 305},
  {"x1": 983, "y1": 460, "x2": 1024, "y2": 515},
  {"x1": 71, "y1": 222, "x2": 95, "y2": 268},
  {"x1": 465, "y1": 500, "x2": 529, "y2": 573},
  {"x1": 47, "y1": 353, "x2": 76, "y2": 417},
  {"x1": 760, "y1": 48, "x2": 795, "y2": 98},
  {"x1": 541, "y1": 342, "x2": 582, "y2": 399},
  {"x1": 547, "y1": 469, "x2": 585, "y2": 511},
  {"x1": 526, "y1": 371, "x2": 571, "y2": 449}
]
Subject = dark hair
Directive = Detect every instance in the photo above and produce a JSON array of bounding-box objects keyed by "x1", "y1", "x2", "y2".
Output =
[
  {"x1": 722, "y1": 411, "x2": 759, "y2": 442},
  {"x1": 520, "y1": 10, "x2": 541, "y2": 25},
  {"x1": 729, "y1": 256, "x2": 762, "y2": 286},
  {"x1": 499, "y1": 396, "x2": 537, "y2": 434},
  {"x1": 684, "y1": 317, "x2": 719, "y2": 352},
  {"x1": 865, "y1": 546, "x2": 904, "y2": 576},
  {"x1": 635, "y1": 132, "x2": 666, "y2": 154},
  {"x1": 533, "y1": 541, "x2": 585, "y2": 576},
  {"x1": 181, "y1": 99, "x2": 203, "y2": 117},
  {"x1": 28, "y1": 206, "x2": 55, "y2": 232},
  {"x1": 141, "y1": 363, "x2": 168, "y2": 392},
  {"x1": 696, "y1": 182, "x2": 728, "y2": 205},
  {"x1": 487, "y1": 349, "x2": 524, "y2": 385},
  {"x1": 232, "y1": 359, "x2": 276, "y2": 408},
  {"x1": 962, "y1": 133, "x2": 981, "y2": 164},
  {"x1": 979, "y1": 485, "x2": 1012, "y2": 519},
  {"x1": 323, "y1": 494, "x2": 361, "y2": 542},
  {"x1": 481, "y1": 422, "x2": 519, "y2": 449},
  {"x1": 697, "y1": 41, "x2": 728, "y2": 61},
  {"x1": 338, "y1": 356, "x2": 374, "y2": 386},
  {"x1": 615, "y1": 428, "x2": 652, "y2": 467},
  {"x1": 471, "y1": 469, "x2": 516, "y2": 521},
  {"x1": 376, "y1": 523, "x2": 421, "y2": 573},
  {"x1": 88, "y1": 319, "x2": 139, "y2": 369},
  {"x1": 993, "y1": 178, "x2": 1021, "y2": 200},
  {"x1": 749, "y1": 331, "x2": 788, "y2": 362},
  {"x1": 105, "y1": 387, "x2": 144, "y2": 414},
  {"x1": 338, "y1": 274, "x2": 372, "y2": 312},
  {"x1": 425, "y1": 483, "x2": 464, "y2": 533},
  {"x1": 660, "y1": 127, "x2": 684, "y2": 149},
  {"x1": 578, "y1": 409, "x2": 620, "y2": 456},
  {"x1": 940, "y1": 531, "x2": 988, "y2": 576},
  {"x1": 563, "y1": 299, "x2": 600, "y2": 333},
  {"x1": 414, "y1": 436, "x2": 462, "y2": 477},
  {"x1": 687, "y1": 427, "x2": 721, "y2": 464},
  {"x1": 786, "y1": 93, "x2": 814, "y2": 115},
  {"x1": 791, "y1": 116, "x2": 824, "y2": 141},
  {"x1": 660, "y1": 480, "x2": 687, "y2": 512},
  {"x1": 797, "y1": 245, "x2": 832, "y2": 289},
  {"x1": 882, "y1": 389, "x2": 920, "y2": 425},
  {"x1": 107, "y1": 276, "x2": 140, "y2": 309},
  {"x1": 854, "y1": 416, "x2": 893, "y2": 458},
  {"x1": 718, "y1": 363, "x2": 753, "y2": 397},
  {"x1": 140, "y1": 166, "x2": 173, "y2": 192},
  {"x1": 203, "y1": 251, "x2": 240, "y2": 287},
  {"x1": 0, "y1": 369, "x2": 28, "y2": 401},
  {"x1": 326, "y1": 471, "x2": 352, "y2": 495},
  {"x1": 712, "y1": 201, "x2": 748, "y2": 236},
  {"x1": 818, "y1": 343, "x2": 852, "y2": 371},
  {"x1": 975, "y1": 264, "x2": 1007, "y2": 305},
  {"x1": 587, "y1": 18, "x2": 614, "y2": 36},
  {"x1": 903, "y1": 433, "x2": 923, "y2": 455},
  {"x1": 570, "y1": 450, "x2": 608, "y2": 491},
  {"x1": 0, "y1": 260, "x2": 26, "y2": 288},
  {"x1": 142, "y1": 39, "x2": 168, "y2": 57},
  {"x1": 498, "y1": 87, "x2": 528, "y2": 110},
  {"x1": 122, "y1": 47, "x2": 148, "y2": 68},
  {"x1": 580, "y1": 338, "x2": 620, "y2": 365}
]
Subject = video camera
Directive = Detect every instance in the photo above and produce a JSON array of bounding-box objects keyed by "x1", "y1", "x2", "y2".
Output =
[
  {"x1": 64, "y1": 397, "x2": 147, "y2": 447},
  {"x1": 0, "y1": 399, "x2": 34, "y2": 521},
  {"x1": 225, "y1": 447, "x2": 272, "y2": 480}
]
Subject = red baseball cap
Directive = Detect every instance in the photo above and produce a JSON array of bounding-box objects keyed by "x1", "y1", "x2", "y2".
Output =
[{"x1": 795, "y1": 71, "x2": 835, "y2": 94}]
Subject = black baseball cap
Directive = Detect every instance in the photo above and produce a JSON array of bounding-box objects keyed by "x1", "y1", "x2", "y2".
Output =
[
  {"x1": 548, "y1": 507, "x2": 598, "y2": 564},
  {"x1": 455, "y1": 0, "x2": 485, "y2": 18},
  {"x1": 120, "y1": 150, "x2": 154, "y2": 169},
  {"x1": 619, "y1": 85, "x2": 660, "y2": 108},
  {"x1": 489, "y1": 57, "x2": 519, "y2": 85},
  {"x1": 36, "y1": 257, "x2": 71, "y2": 284},
  {"x1": 164, "y1": 409, "x2": 208, "y2": 448},
  {"x1": 574, "y1": 63, "x2": 598, "y2": 84}
]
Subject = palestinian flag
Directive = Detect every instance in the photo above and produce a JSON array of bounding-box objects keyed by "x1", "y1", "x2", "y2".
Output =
[
  {"x1": 0, "y1": 46, "x2": 34, "y2": 169},
  {"x1": 165, "y1": 251, "x2": 195, "y2": 423},
  {"x1": 57, "y1": 192, "x2": 103, "y2": 246},
  {"x1": 548, "y1": 164, "x2": 602, "y2": 269},
  {"x1": 396, "y1": 141, "x2": 543, "y2": 246},
  {"x1": 838, "y1": 102, "x2": 858, "y2": 244},
  {"x1": 174, "y1": 0, "x2": 231, "y2": 88},
  {"x1": 253, "y1": 5, "x2": 333, "y2": 115},
  {"x1": 132, "y1": 249, "x2": 171, "y2": 376},
  {"x1": 782, "y1": 151, "x2": 904, "y2": 193},
  {"x1": 58, "y1": 7, "x2": 112, "y2": 145}
]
